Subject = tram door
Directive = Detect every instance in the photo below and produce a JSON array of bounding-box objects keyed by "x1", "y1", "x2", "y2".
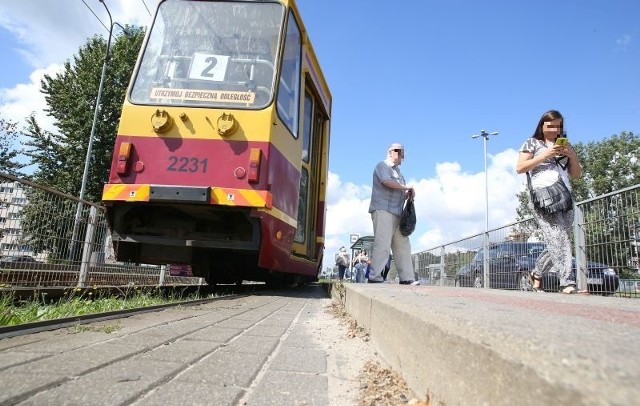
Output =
[{"x1": 293, "y1": 83, "x2": 328, "y2": 259}]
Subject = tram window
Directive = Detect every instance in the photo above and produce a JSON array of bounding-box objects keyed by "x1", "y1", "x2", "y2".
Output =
[
  {"x1": 277, "y1": 10, "x2": 302, "y2": 138},
  {"x1": 302, "y1": 93, "x2": 313, "y2": 162},
  {"x1": 294, "y1": 168, "x2": 309, "y2": 243},
  {"x1": 130, "y1": 0, "x2": 283, "y2": 109}
]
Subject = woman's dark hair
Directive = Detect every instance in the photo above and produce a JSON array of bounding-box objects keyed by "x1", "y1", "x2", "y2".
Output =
[{"x1": 532, "y1": 110, "x2": 564, "y2": 140}]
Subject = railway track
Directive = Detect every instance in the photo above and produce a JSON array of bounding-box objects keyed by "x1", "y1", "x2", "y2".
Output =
[{"x1": 0, "y1": 297, "x2": 226, "y2": 340}]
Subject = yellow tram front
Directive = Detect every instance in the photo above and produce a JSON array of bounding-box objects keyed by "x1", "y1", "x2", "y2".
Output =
[{"x1": 102, "y1": 0, "x2": 331, "y2": 285}]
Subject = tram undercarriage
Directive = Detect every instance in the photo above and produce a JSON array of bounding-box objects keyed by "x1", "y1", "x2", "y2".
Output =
[{"x1": 107, "y1": 202, "x2": 266, "y2": 284}]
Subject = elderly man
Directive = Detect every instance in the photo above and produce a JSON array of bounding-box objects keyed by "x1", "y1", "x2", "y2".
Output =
[{"x1": 367, "y1": 143, "x2": 418, "y2": 285}]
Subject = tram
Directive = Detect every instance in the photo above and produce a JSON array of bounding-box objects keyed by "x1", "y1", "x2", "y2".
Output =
[{"x1": 102, "y1": 0, "x2": 331, "y2": 286}]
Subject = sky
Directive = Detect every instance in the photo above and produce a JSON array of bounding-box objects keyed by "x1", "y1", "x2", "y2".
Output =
[{"x1": 0, "y1": 0, "x2": 638, "y2": 268}]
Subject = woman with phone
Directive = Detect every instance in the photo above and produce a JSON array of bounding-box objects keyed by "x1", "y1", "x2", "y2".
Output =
[{"x1": 515, "y1": 110, "x2": 584, "y2": 294}]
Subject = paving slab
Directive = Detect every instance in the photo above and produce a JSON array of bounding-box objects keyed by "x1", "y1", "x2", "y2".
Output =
[{"x1": 0, "y1": 286, "x2": 379, "y2": 405}]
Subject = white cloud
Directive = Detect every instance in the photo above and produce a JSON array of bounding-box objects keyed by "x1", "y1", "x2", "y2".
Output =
[
  {"x1": 0, "y1": 1, "x2": 150, "y2": 69},
  {"x1": 325, "y1": 172, "x2": 372, "y2": 238},
  {"x1": 0, "y1": 65, "x2": 62, "y2": 133}
]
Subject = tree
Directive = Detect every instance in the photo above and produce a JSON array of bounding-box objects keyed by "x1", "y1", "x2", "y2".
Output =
[
  {"x1": 18, "y1": 27, "x2": 145, "y2": 260},
  {"x1": 23, "y1": 27, "x2": 145, "y2": 201},
  {"x1": 573, "y1": 132, "x2": 640, "y2": 199},
  {"x1": 512, "y1": 189, "x2": 537, "y2": 241},
  {"x1": 0, "y1": 116, "x2": 24, "y2": 176},
  {"x1": 21, "y1": 115, "x2": 70, "y2": 187}
]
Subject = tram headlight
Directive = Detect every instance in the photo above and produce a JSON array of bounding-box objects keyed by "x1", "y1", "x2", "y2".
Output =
[
  {"x1": 217, "y1": 113, "x2": 238, "y2": 136},
  {"x1": 151, "y1": 109, "x2": 173, "y2": 133}
]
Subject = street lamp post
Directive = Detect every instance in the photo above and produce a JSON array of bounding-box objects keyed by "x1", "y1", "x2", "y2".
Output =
[
  {"x1": 79, "y1": 3, "x2": 129, "y2": 203},
  {"x1": 472, "y1": 129, "x2": 498, "y2": 288},
  {"x1": 70, "y1": 0, "x2": 130, "y2": 260}
]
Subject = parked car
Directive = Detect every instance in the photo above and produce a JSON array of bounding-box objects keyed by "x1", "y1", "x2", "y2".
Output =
[
  {"x1": 454, "y1": 241, "x2": 619, "y2": 294},
  {"x1": 0, "y1": 255, "x2": 36, "y2": 263},
  {"x1": 617, "y1": 279, "x2": 640, "y2": 296}
]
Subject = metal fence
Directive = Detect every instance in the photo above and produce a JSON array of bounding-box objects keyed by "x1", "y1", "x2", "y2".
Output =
[
  {"x1": 413, "y1": 184, "x2": 640, "y2": 297},
  {"x1": 4, "y1": 171, "x2": 639, "y2": 294},
  {"x1": 0, "y1": 172, "x2": 204, "y2": 289}
]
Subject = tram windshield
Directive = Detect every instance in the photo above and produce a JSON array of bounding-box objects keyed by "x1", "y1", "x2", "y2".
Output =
[{"x1": 130, "y1": 0, "x2": 284, "y2": 109}]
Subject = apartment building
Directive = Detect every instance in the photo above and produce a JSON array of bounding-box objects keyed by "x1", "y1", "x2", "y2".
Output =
[{"x1": 0, "y1": 181, "x2": 39, "y2": 260}]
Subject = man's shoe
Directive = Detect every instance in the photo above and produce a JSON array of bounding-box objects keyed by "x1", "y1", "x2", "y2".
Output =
[
  {"x1": 368, "y1": 279, "x2": 384, "y2": 284},
  {"x1": 399, "y1": 280, "x2": 420, "y2": 285}
]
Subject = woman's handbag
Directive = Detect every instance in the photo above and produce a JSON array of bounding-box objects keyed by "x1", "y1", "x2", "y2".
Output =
[
  {"x1": 399, "y1": 198, "x2": 416, "y2": 236},
  {"x1": 527, "y1": 172, "x2": 573, "y2": 214}
]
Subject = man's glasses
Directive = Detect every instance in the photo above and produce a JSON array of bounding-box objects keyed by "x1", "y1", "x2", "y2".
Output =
[{"x1": 391, "y1": 149, "x2": 403, "y2": 153}]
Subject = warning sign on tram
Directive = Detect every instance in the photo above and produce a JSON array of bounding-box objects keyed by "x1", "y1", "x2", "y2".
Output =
[{"x1": 350, "y1": 234, "x2": 360, "y2": 243}]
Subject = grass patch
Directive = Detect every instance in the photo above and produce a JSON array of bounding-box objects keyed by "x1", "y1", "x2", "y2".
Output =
[{"x1": 0, "y1": 288, "x2": 216, "y2": 327}]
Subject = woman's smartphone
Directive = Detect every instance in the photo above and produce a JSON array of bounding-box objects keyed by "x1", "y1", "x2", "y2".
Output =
[{"x1": 555, "y1": 137, "x2": 568, "y2": 146}]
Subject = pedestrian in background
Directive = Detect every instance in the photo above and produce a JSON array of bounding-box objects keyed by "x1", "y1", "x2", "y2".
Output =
[
  {"x1": 335, "y1": 246, "x2": 349, "y2": 281},
  {"x1": 516, "y1": 110, "x2": 585, "y2": 294},
  {"x1": 367, "y1": 143, "x2": 419, "y2": 285},
  {"x1": 353, "y1": 250, "x2": 369, "y2": 283}
]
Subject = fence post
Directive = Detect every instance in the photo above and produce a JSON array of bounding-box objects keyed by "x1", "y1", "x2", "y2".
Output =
[
  {"x1": 439, "y1": 246, "x2": 446, "y2": 286},
  {"x1": 77, "y1": 206, "x2": 98, "y2": 288},
  {"x1": 483, "y1": 232, "x2": 490, "y2": 288},
  {"x1": 412, "y1": 254, "x2": 418, "y2": 282},
  {"x1": 159, "y1": 264, "x2": 167, "y2": 286},
  {"x1": 69, "y1": 201, "x2": 84, "y2": 261},
  {"x1": 573, "y1": 205, "x2": 587, "y2": 291}
]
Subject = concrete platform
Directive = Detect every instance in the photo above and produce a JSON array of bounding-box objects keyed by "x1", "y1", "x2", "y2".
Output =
[{"x1": 334, "y1": 283, "x2": 640, "y2": 406}]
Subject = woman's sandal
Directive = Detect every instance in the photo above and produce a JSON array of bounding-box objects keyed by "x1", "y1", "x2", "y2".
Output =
[
  {"x1": 561, "y1": 285, "x2": 589, "y2": 295},
  {"x1": 530, "y1": 272, "x2": 544, "y2": 292}
]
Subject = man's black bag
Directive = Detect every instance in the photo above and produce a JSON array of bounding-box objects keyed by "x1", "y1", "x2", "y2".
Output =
[{"x1": 399, "y1": 199, "x2": 416, "y2": 236}]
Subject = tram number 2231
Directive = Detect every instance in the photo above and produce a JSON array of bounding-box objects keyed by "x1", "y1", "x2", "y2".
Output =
[{"x1": 167, "y1": 156, "x2": 208, "y2": 173}]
